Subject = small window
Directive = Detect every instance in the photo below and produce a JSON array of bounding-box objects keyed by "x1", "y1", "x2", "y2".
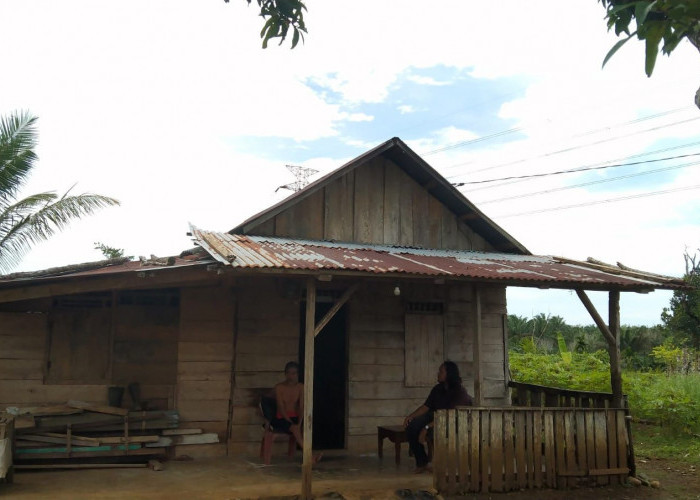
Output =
[{"x1": 404, "y1": 312, "x2": 444, "y2": 387}]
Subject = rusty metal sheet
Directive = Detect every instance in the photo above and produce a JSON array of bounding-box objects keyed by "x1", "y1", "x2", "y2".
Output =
[{"x1": 189, "y1": 226, "x2": 686, "y2": 290}]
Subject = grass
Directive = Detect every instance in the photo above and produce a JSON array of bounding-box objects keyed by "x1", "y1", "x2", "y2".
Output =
[{"x1": 631, "y1": 423, "x2": 700, "y2": 466}]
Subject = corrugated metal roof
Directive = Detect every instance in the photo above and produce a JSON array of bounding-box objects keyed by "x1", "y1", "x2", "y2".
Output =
[{"x1": 190, "y1": 226, "x2": 687, "y2": 291}]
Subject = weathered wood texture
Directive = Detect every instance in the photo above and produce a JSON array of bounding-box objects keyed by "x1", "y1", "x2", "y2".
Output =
[
  {"x1": 177, "y1": 286, "x2": 234, "y2": 456},
  {"x1": 433, "y1": 408, "x2": 630, "y2": 495},
  {"x1": 229, "y1": 278, "x2": 299, "y2": 452},
  {"x1": 247, "y1": 157, "x2": 494, "y2": 251}
]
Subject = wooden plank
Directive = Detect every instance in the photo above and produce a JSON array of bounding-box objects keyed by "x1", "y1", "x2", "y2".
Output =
[
  {"x1": 404, "y1": 314, "x2": 444, "y2": 387},
  {"x1": 301, "y1": 278, "x2": 315, "y2": 500},
  {"x1": 177, "y1": 399, "x2": 229, "y2": 422},
  {"x1": 162, "y1": 428, "x2": 203, "y2": 436},
  {"x1": 177, "y1": 361, "x2": 231, "y2": 381},
  {"x1": 177, "y1": 380, "x2": 230, "y2": 401},
  {"x1": 514, "y1": 410, "x2": 527, "y2": 490},
  {"x1": 480, "y1": 410, "x2": 490, "y2": 493},
  {"x1": 15, "y1": 463, "x2": 147, "y2": 470},
  {"x1": 473, "y1": 287, "x2": 483, "y2": 405},
  {"x1": 348, "y1": 399, "x2": 424, "y2": 418},
  {"x1": 575, "y1": 410, "x2": 588, "y2": 480},
  {"x1": 397, "y1": 163, "x2": 415, "y2": 246},
  {"x1": 0, "y1": 381, "x2": 108, "y2": 405},
  {"x1": 18, "y1": 434, "x2": 100, "y2": 447},
  {"x1": 616, "y1": 410, "x2": 629, "y2": 484},
  {"x1": 0, "y1": 359, "x2": 43, "y2": 379},
  {"x1": 585, "y1": 411, "x2": 596, "y2": 481},
  {"x1": 434, "y1": 410, "x2": 447, "y2": 493},
  {"x1": 565, "y1": 410, "x2": 577, "y2": 487},
  {"x1": 94, "y1": 435, "x2": 160, "y2": 444},
  {"x1": 533, "y1": 410, "x2": 543, "y2": 488},
  {"x1": 353, "y1": 160, "x2": 384, "y2": 244},
  {"x1": 458, "y1": 409, "x2": 469, "y2": 493},
  {"x1": 447, "y1": 409, "x2": 457, "y2": 496},
  {"x1": 543, "y1": 410, "x2": 556, "y2": 488},
  {"x1": 502, "y1": 411, "x2": 515, "y2": 491},
  {"x1": 489, "y1": 411, "x2": 503, "y2": 492},
  {"x1": 525, "y1": 409, "x2": 535, "y2": 488},
  {"x1": 145, "y1": 433, "x2": 219, "y2": 447},
  {"x1": 179, "y1": 320, "x2": 233, "y2": 343},
  {"x1": 554, "y1": 411, "x2": 566, "y2": 488},
  {"x1": 349, "y1": 364, "x2": 403, "y2": 382},
  {"x1": 594, "y1": 410, "x2": 609, "y2": 486},
  {"x1": 314, "y1": 283, "x2": 358, "y2": 336},
  {"x1": 383, "y1": 160, "x2": 402, "y2": 245},
  {"x1": 350, "y1": 348, "x2": 404, "y2": 366},
  {"x1": 16, "y1": 446, "x2": 166, "y2": 460},
  {"x1": 349, "y1": 330, "x2": 403, "y2": 348},
  {"x1": 0, "y1": 334, "x2": 45, "y2": 360},
  {"x1": 0, "y1": 312, "x2": 48, "y2": 335},
  {"x1": 347, "y1": 380, "x2": 427, "y2": 401},
  {"x1": 606, "y1": 409, "x2": 619, "y2": 485},
  {"x1": 324, "y1": 171, "x2": 354, "y2": 242},
  {"x1": 426, "y1": 195, "x2": 443, "y2": 248},
  {"x1": 608, "y1": 291, "x2": 623, "y2": 409},
  {"x1": 177, "y1": 342, "x2": 232, "y2": 362},
  {"x1": 411, "y1": 178, "x2": 431, "y2": 247},
  {"x1": 469, "y1": 410, "x2": 480, "y2": 493},
  {"x1": 67, "y1": 401, "x2": 128, "y2": 416}
]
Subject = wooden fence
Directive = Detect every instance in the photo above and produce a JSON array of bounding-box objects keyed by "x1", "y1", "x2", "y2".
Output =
[
  {"x1": 509, "y1": 381, "x2": 616, "y2": 408},
  {"x1": 433, "y1": 407, "x2": 630, "y2": 495}
]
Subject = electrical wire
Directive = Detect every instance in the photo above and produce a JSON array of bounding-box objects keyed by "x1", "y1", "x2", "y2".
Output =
[
  {"x1": 495, "y1": 184, "x2": 700, "y2": 218},
  {"x1": 451, "y1": 152, "x2": 700, "y2": 186},
  {"x1": 478, "y1": 159, "x2": 700, "y2": 205}
]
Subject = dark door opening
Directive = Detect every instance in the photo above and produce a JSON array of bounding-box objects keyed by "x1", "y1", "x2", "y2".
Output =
[{"x1": 299, "y1": 300, "x2": 347, "y2": 450}]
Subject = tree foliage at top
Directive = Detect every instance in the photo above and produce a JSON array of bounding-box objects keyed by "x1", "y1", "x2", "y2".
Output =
[
  {"x1": 662, "y1": 250, "x2": 700, "y2": 349},
  {"x1": 226, "y1": 0, "x2": 307, "y2": 48},
  {"x1": 599, "y1": 1, "x2": 700, "y2": 107},
  {"x1": 94, "y1": 241, "x2": 126, "y2": 260},
  {"x1": 0, "y1": 112, "x2": 119, "y2": 273}
]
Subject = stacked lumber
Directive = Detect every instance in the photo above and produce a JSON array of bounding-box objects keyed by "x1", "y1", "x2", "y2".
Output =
[{"x1": 9, "y1": 402, "x2": 219, "y2": 466}]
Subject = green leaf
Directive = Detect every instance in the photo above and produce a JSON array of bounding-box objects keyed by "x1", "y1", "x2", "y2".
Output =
[
  {"x1": 291, "y1": 27, "x2": 300, "y2": 49},
  {"x1": 644, "y1": 24, "x2": 664, "y2": 76},
  {"x1": 635, "y1": 0, "x2": 657, "y2": 26},
  {"x1": 602, "y1": 33, "x2": 635, "y2": 68}
]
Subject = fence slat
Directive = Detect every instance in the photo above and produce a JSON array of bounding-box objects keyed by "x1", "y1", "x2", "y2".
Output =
[
  {"x1": 544, "y1": 410, "x2": 556, "y2": 488},
  {"x1": 594, "y1": 410, "x2": 609, "y2": 486},
  {"x1": 490, "y1": 411, "x2": 504, "y2": 492},
  {"x1": 447, "y1": 409, "x2": 457, "y2": 496},
  {"x1": 515, "y1": 411, "x2": 527, "y2": 490},
  {"x1": 503, "y1": 411, "x2": 515, "y2": 491},
  {"x1": 469, "y1": 410, "x2": 480, "y2": 493},
  {"x1": 565, "y1": 410, "x2": 577, "y2": 487},
  {"x1": 434, "y1": 410, "x2": 447, "y2": 492},
  {"x1": 554, "y1": 411, "x2": 567, "y2": 488},
  {"x1": 533, "y1": 410, "x2": 543, "y2": 488},
  {"x1": 458, "y1": 408, "x2": 469, "y2": 493},
  {"x1": 525, "y1": 410, "x2": 535, "y2": 488},
  {"x1": 575, "y1": 410, "x2": 587, "y2": 479},
  {"x1": 616, "y1": 410, "x2": 629, "y2": 483},
  {"x1": 606, "y1": 410, "x2": 619, "y2": 485},
  {"x1": 480, "y1": 410, "x2": 490, "y2": 493}
]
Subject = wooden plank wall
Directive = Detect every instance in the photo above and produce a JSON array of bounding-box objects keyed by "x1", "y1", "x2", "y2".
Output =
[
  {"x1": 248, "y1": 157, "x2": 494, "y2": 252},
  {"x1": 176, "y1": 286, "x2": 235, "y2": 458},
  {"x1": 229, "y1": 278, "x2": 300, "y2": 455},
  {"x1": 446, "y1": 284, "x2": 509, "y2": 406}
]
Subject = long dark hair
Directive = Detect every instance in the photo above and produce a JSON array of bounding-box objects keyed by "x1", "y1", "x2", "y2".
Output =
[{"x1": 442, "y1": 360, "x2": 462, "y2": 392}]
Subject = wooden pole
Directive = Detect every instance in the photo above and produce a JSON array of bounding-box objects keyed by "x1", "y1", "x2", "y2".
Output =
[
  {"x1": 301, "y1": 278, "x2": 316, "y2": 499},
  {"x1": 575, "y1": 290, "x2": 615, "y2": 345},
  {"x1": 473, "y1": 287, "x2": 483, "y2": 406},
  {"x1": 314, "y1": 283, "x2": 359, "y2": 337},
  {"x1": 608, "y1": 291, "x2": 623, "y2": 408}
]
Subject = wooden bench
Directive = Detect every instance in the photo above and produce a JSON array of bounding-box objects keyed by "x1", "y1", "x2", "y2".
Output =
[{"x1": 377, "y1": 425, "x2": 407, "y2": 465}]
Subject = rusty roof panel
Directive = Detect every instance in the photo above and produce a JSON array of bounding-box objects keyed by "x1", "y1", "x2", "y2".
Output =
[{"x1": 189, "y1": 226, "x2": 686, "y2": 290}]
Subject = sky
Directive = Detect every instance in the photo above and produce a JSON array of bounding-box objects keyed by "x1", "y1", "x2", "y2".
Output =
[{"x1": 1, "y1": 0, "x2": 699, "y2": 326}]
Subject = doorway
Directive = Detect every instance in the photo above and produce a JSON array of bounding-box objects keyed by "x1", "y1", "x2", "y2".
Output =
[{"x1": 299, "y1": 299, "x2": 347, "y2": 450}]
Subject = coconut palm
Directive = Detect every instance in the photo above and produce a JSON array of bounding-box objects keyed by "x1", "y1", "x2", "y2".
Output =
[{"x1": 0, "y1": 111, "x2": 119, "y2": 273}]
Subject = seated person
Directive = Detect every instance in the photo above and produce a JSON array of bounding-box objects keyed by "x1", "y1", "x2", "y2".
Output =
[
  {"x1": 403, "y1": 361, "x2": 473, "y2": 473},
  {"x1": 272, "y1": 361, "x2": 321, "y2": 463}
]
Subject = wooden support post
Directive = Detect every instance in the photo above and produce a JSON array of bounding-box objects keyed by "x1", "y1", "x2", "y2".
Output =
[
  {"x1": 314, "y1": 283, "x2": 359, "y2": 337},
  {"x1": 575, "y1": 290, "x2": 615, "y2": 345},
  {"x1": 301, "y1": 278, "x2": 316, "y2": 500},
  {"x1": 608, "y1": 291, "x2": 623, "y2": 408},
  {"x1": 474, "y1": 287, "x2": 483, "y2": 406}
]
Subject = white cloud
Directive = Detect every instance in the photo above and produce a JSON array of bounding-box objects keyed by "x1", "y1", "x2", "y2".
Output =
[
  {"x1": 398, "y1": 105, "x2": 416, "y2": 114},
  {"x1": 407, "y1": 75, "x2": 452, "y2": 86}
]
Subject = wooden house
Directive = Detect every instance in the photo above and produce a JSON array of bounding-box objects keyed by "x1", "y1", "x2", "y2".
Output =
[{"x1": 0, "y1": 138, "x2": 686, "y2": 496}]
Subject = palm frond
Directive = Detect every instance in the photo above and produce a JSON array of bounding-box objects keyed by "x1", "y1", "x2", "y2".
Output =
[
  {"x1": 0, "y1": 111, "x2": 38, "y2": 204},
  {"x1": 0, "y1": 192, "x2": 119, "y2": 273}
]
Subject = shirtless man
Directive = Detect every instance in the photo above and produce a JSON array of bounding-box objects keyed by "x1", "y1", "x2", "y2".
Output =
[{"x1": 272, "y1": 361, "x2": 321, "y2": 463}]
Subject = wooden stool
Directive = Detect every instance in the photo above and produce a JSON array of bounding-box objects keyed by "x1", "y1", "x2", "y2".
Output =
[{"x1": 377, "y1": 425, "x2": 408, "y2": 465}]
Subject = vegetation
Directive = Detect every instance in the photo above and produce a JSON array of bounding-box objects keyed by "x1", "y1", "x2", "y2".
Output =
[
  {"x1": 94, "y1": 241, "x2": 126, "y2": 260},
  {"x1": 225, "y1": 0, "x2": 307, "y2": 48},
  {"x1": 598, "y1": 0, "x2": 700, "y2": 108},
  {"x1": 0, "y1": 111, "x2": 119, "y2": 273}
]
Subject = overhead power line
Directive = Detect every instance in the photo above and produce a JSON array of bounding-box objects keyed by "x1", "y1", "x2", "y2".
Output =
[
  {"x1": 495, "y1": 184, "x2": 700, "y2": 218},
  {"x1": 451, "y1": 152, "x2": 700, "y2": 186},
  {"x1": 478, "y1": 159, "x2": 700, "y2": 205},
  {"x1": 446, "y1": 115, "x2": 700, "y2": 179}
]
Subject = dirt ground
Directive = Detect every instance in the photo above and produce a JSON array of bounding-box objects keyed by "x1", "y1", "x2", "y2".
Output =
[{"x1": 2, "y1": 453, "x2": 698, "y2": 499}]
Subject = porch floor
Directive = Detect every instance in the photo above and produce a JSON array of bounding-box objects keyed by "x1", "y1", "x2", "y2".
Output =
[{"x1": 4, "y1": 452, "x2": 433, "y2": 500}]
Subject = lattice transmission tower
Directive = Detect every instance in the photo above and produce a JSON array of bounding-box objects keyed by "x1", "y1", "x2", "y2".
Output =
[{"x1": 275, "y1": 165, "x2": 319, "y2": 193}]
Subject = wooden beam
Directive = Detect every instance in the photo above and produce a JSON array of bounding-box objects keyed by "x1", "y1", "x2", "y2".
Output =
[
  {"x1": 314, "y1": 283, "x2": 359, "y2": 337},
  {"x1": 0, "y1": 265, "x2": 214, "y2": 304},
  {"x1": 301, "y1": 278, "x2": 316, "y2": 499},
  {"x1": 608, "y1": 291, "x2": 623, "y2": 408},
  {"x1": 473, "y1": 286, "x2": 483, "y2": 406},
  {"x1": 575, "y1": 290, "x2": 615, "y2": 345}
]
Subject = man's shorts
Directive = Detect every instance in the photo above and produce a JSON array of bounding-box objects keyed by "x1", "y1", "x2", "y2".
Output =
[{"x1": 270, "y1": 416, "x2": 299, "y2": 433}]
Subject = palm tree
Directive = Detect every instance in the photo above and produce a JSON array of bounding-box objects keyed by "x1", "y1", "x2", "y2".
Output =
[{"x1": 0, "y1": 111, "x2": 119, "y2": 273}]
